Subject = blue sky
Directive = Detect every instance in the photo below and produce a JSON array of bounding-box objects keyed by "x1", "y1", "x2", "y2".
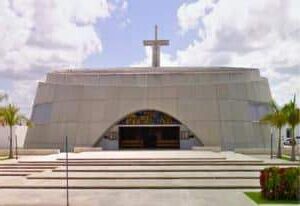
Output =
[
  {"x1": 0, "y1": 0, "x2": 299, "y2": 115},
  {"x1": 85, "y1": 0, "x2": 197, "y2": 67}
]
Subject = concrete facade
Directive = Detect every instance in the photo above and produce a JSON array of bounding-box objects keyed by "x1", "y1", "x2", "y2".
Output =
[{"x1": 25, "y1": 67, "x2": 272, "y2": 150}]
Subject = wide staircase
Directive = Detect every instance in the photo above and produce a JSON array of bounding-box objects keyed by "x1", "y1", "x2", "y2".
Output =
[{"x1": 0, "y1": 151, "x2": 298, "y2": 189}]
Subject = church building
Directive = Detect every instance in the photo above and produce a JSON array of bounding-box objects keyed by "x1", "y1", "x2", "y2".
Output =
[{"x1": 25, "y1": 27, "x2": 272, "y2": 150}]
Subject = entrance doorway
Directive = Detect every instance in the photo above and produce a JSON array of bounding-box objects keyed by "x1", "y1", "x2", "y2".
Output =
[
  {"x1": 97, "y1": 110, "x2": 202, "y2": 150},
  {"x1": 119, "y1": 126, "x2": 180, "y2": 149}
]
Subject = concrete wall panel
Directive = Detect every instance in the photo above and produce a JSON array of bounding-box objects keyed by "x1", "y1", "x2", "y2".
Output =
[
  {"x1": 34, "y1": 83, "x2": 55, "y2": 104},
  {"x1": 25, "y1": 67, "x2": 272, "y2": 150}
]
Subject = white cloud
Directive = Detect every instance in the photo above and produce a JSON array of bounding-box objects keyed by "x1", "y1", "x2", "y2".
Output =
[
  {"x1": 0, "y1": 0, "x2": 124, "y2": 115},
  {"x1": 0, "y1": 0, "x2": 112, "y2": 75},
  {"x1": 175, "y1": 0, "x2": 300, "y2": 105},
  {"x1": 121, "y1": 1, "x2": 128, "y2": 11},
  {"x1": 8, "y1": 80, "x2": 38, "y2": 115},
  {"x1": 177, "y1": 0, "x2": 218, "y2": 33}
]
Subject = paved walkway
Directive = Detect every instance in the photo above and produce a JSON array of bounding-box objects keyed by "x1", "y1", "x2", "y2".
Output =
[
  {"x1": 0, "y1": 189, "x2": 256, "y2": 206},
  {"x1": 0, "y1": 150, "x2": 298, "y2": 205}
]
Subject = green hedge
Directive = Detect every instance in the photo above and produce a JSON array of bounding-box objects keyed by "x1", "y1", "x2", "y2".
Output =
[{"x1": 260, "y1": 167, "x2": 300, "y2": 200}]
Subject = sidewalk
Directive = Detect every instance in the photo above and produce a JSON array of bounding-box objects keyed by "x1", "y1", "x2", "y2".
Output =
[{"x1": 0, "y1": 189, "x2": 256, "y2": 206}]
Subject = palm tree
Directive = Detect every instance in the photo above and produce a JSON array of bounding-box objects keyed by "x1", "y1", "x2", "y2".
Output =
[
  {"x1": 0, "y1": 93, "x2": 8, "y2": 125},
  {"x1": 282, "y1": 95, "x2": 300, "y2": 161},
  {"x1": 0, "y1": 104, "x2": 31, "y2": 159},
  {"x1": 260, "y1": 100, "x2": 286, "y2": 158}
]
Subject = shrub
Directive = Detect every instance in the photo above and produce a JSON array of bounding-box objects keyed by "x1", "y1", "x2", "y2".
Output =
[{"x1": 260, "y1": 167, "x2": 300, "y2": 200}]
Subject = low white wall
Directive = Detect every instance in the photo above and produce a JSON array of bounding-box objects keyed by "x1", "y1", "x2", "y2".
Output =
[
  {"x1": 0, "y1": 126, "x2": 27, "y2": 149},
  {"x1": 192, "y1": 146, "x2": 221, "y2": 152},
  {"x1": 0, "y1": 148, "x2": 60, "y2": 156},
  {"x1": 281, "y1": 125, "x2": 300, "y2": 139},
  {"x1": 235, "y1": 146, "x2": 300, "y2": 155}
]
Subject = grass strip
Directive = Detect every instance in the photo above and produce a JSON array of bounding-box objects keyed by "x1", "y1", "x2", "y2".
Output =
[{"x1": 245, "y1": 192, "x2": 299, "y2": 205}]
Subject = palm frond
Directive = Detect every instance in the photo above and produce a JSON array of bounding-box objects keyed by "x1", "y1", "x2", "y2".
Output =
[
  {"x1": 282, "y1": 95, "x2": 300, "y2": 128},
  {"x1": 269, "y1": 99, "x2": 279, "y2": 112},
  {"x1": 260, "y1": 114, "x2": 274, "y2": 123},
  {"x1": 260, "y1": 100, "x2": 286, "y2": 128},
  {"x1": 0, "y1": 104, "x2": 31, "y2": 127}
]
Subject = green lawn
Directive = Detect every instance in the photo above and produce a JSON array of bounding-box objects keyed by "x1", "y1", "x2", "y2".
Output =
[
  {"x1": 245, "y1": 192, "x2": 299, "y2": 205},
  {"x1": 0, "y1": 156, "x2": 9, "y2": 161},
  {"x1": 280, "y1": 155, "x2": 292, "y2": 161}
]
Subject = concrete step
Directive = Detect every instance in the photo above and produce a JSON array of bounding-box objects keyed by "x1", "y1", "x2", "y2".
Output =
[
  {"x1": 27, "y1": 171, "x2": 260, "y2": 180},
  {"x1": 52, "y1": 164, "x2": 298, "y2": 173},
  {"x1": 17, "y1": 161, "x2": 264, "y2": 166},
  {"x1": 19, "y1": 159, "x2": 234, "y2": 164},
  {"x1": 14, "y1": 161, "x2": 299, "y2": 167},
  {"x1": 0, "y1": 173, "x2": 29, "y2": 176},
  {"x1": 56, "y1": 157, "x2": 227, "y2": 161},
  {"x1": 0, "y1": 169, "x2": 46, "y2": 173},
  {"x1": 30, "y1": 159, "x2": 263, "y2": 163},
  {"x1": 0, "y1": 179, "x2": 260, "y2": 189},
  {"x1": 0, "y1": 166, "x2": 57, "y2": 169},
  {"x1": 54, "y1": 151, "x2": 226, "y2": 159}
]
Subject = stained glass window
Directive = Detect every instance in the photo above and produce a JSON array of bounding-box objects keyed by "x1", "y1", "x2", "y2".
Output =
[{"x1": 119, "y1": 110, "x2": 180, "y2": 125}]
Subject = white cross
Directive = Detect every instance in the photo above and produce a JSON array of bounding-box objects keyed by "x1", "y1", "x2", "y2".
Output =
[{"x1": 143, "y1": 25, "x2": 169, "y2": 67}]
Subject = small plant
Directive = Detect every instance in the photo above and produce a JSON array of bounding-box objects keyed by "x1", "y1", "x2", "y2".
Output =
[{"x1": 260, "y1": 167, "x2": 300, "y2": 201}]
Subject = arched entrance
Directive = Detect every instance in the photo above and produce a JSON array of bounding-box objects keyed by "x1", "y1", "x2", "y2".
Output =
[{"x1": 96, "y1": 110, "x2": 203, "y2": 150}]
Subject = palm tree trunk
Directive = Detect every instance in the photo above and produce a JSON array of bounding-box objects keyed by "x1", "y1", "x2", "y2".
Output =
[
  {"x1": 291, "y1": 127, "x2": 296, "y2": 161},
  {"x1": 277, "y1": 128, "x2": 282, "y2": 158},
  {"x1": 15, "y1": 134, "x2": 18, "y2": 160},
  {"x1": 8, "y1": 126, "x2": 13, "y2": 159}
]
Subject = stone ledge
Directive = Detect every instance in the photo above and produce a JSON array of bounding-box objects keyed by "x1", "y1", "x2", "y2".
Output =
[
  {"x1": 0, "y1": 185, "x2": 261, "y2": 189},
  {"x1": 234, "y1": 147, "x2": 300, "y2": 155},
  {"x1": 192, "y1": 146, "x2": 221, "y2": 152},
  {"x1": 73, "y1": 147, "x2": 103, "y2": 153},
  {"x1": 0, "y1": 149, "x2": 60, "y2": 156}
]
